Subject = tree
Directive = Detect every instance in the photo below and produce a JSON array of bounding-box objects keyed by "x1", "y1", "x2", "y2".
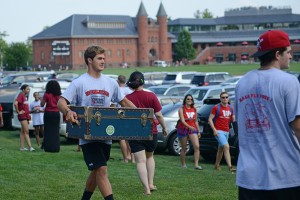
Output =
[
  {"x1": 4, "y1": 42, "x2": 31, "y2": 70},
  {"x1": 194, "y1": 10, "x2": 201, "y2": 19},
  {"x1": 174, "y1": 29, "x2": 196, "y2": 62},
  {"x1": 0, "y1": 39, "x2": 8, "y2": 68},
  {"x1": 194, "y1": 9, "x2": 214, "y2": 19},
  {"x1": 202, "y1": 9, "x2": 213, "y2": 18}
]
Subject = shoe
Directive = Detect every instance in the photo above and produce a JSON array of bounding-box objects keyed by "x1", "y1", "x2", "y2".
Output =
[
  {"x1": 29, "y1": 147, "x2": 35, "y2": 151},
  {"x1": 20, "y1": 147, "x2": 28, "y2": 151},
  {"x1": 229, "y1": 166, "x2": 236, "y2": 172},
  {"x1": 194, "y1": 166, "x2": 203, "y2": 170},
  {"x1": 215, "y1": 165, "x2": 221, "y2": 171},
  {"x1": 143, "y1": 192, "x2": 151, "y2": 196},
  {"x1": 150, "y1": 185, "x2": 157, "y2": 191},
  {"x1": 182, "y1": 165, "x2": 187, "y2": 169}
]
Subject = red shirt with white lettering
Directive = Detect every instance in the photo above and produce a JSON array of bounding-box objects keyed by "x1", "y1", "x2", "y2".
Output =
[
  {"x1": 211, "y1": 104, "x2": 233, "y2": 132},
  {"x1": 178, "y1": 106, "x2": 197, "y2": 129}
]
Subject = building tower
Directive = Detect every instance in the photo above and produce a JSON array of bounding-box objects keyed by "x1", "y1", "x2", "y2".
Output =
[
  {"x1": 157, "y1": 3, "x2": 169, "y2": 62},
  {"x1": 137, "y1": 2, "x2": 149, "y2": 66}
]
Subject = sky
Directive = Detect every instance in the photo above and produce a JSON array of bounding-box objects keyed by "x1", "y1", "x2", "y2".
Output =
[{"x1": 1, "y1": 0, "x2": 299, "y2": 43}]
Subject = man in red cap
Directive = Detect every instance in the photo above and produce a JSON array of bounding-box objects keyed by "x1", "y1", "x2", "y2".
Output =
[{"x1": 235, "y1": 30, "x2": 300, "y2": 199}]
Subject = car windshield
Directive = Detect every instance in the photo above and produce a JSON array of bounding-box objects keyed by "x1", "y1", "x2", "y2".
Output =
[
  {"x1": 186, "y1": 89, "x2": 208, "y2": 101},
  {"x1": 164, "y1": 75, "x2": 176, "y2": 81},
  {"x1": 148, "y1": 87, "x2": 168, "y2": 95},
  {"x1": 1, "y1": 76, "x2": 14, "y2": 85},
  {"x1": 191, "y1": 75, "x2": 205, "y2": 85},
  {"x1": 224, "y1": 77, "x2": 239, "y2": 83},
  {"x1": 161, "y1": 103, "x2": 182, "y2": 117}
]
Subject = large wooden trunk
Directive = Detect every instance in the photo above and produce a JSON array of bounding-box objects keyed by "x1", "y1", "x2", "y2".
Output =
[{"x1": 66, "y1": 106, "x2": 154, "y2": 140}]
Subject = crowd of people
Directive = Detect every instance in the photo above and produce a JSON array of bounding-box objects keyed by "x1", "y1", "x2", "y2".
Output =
[{"x1": 2, "y1": 29, "x2": 299, "y2": 199}]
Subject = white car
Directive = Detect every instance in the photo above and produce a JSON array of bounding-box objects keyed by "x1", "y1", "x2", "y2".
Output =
[
  {"x1": 153, "y1": 60, "x2": 167, "y2": 67},
  {"x1": 11, "y1": 81, "x2": 71, "y2": 136},
  {"x1": 184, "y1": 85, "x2": 236, "y2": 108},
  {"x1": 220, "y1": 76, "x2": 243, "y2": 86}
]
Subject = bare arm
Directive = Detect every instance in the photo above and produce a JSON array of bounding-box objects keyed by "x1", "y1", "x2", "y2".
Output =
[
  {"x1": 40, "y1": 99, "x2": 46, "y2": 107},
  {"x1": 194, "y1": 108, "x2": 201, "y2": 138},
  {"x1": 57, "y1": 97, "x2": 77, "y2": 123},
  {"x1": 14, "y1": 100, "x2": 24, "y2": 115},
  {"x1": 291, "y1": 116, "x2": 300, "y2": 144},
  {"x1": 119, "y1": 97, "x2": 136, "y2": 108},
  {"x1": 0, "y1": 111, "x2": 3, "y2": 127},
  {"x1": 155, "y1": 111, "x2": 168, "y2": 136},
  {"x1": 208, "y1": 113, "x2": 218, "y2": 136}
]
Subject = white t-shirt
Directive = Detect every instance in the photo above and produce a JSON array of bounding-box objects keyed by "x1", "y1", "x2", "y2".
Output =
[
  {"x1": 235, "y1": 68, "x2": 300, "y2": 190},
  {"x1": 61, "y1": 73, "x2": 125, "y2": 145},
  {"x1": 30, "y1": 100, "x2": 44, "y2": 126}
]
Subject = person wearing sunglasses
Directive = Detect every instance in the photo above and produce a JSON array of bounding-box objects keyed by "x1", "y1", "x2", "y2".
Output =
[
  {"x1": 177, "y1": 94, "x2": 202, "y2": 170},
  {"x1": 208, "y1": 91, "x2": 235, "y2": 172}
]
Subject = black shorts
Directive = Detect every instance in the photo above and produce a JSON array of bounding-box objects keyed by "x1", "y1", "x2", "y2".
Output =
[
  {"x1": 81, "y1": 142, "x2": 111, "y2": 171},
  {"x1": 129, "y1": 134, "x2": 158, "y2": 153},
  {"x1": 239, "y1": 186, "x2": 300, "y2": 200},
  {"x1": 33, "y1": 125, "x2": 44, "y2": 128}
]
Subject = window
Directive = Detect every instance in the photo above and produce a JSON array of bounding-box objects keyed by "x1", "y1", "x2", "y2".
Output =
[
  {"x1": 228, "y1": 53, "x2": 236, "y2": 61},
  {"x1": 117, "y1": 50, "x2": 121, "y2": 58},
  {"x1": 126, "y1": 49, "x2": 130, "y2": 57},
  {"x1": 107, "y1": 50, "x2": 112, "y2": 58},
  {"x1": 41, "y1": 52, "x2": 45, "y2": 60}
]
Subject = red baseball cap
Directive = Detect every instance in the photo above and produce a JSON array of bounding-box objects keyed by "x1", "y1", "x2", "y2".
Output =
[{"x1": 252, "y1": 30, "x2": 290, "y2": 57}]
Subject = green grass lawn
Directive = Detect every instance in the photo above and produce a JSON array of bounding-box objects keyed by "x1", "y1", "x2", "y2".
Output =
[
  {"x1": 71, "y1": 62, "x2": 300, "y2": 77},
  {"x1": 0, "y1": 130, "x2": 238, "y2": 200}
]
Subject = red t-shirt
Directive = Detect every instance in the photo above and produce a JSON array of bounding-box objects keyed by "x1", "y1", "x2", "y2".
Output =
[
  {"x1": 177, "y1": 106, "x2": 197, "y2": 129},
  {"x1": 211, "y1": 104, "x2": 233, "y2": 132},
  {"x1": 0, "y1": 104, "x2": 2, "y2": 112},
  {"x1": 126, "y1": 90, "x2": 162, "y2": 134},
  {"x1": 16, "y1": 93, "x2": 30, "y2": 120},
  {"x1": 43, "y1": 93, "x2": 60, "y2": 112}
]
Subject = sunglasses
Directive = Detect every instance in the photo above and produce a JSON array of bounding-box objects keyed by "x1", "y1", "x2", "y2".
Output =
[
  {"x1": 186, "y1": 98, "x2": 193, "y2": 100},
  {"x1": 221, "y1": 96, "x2": 229, "y2": 99}
]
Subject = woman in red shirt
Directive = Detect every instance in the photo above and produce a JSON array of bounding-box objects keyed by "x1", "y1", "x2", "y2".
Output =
[
  {"x1": 41, "y1": 80, "x2": 61, "y2": 152},
  {"x1": 126, "y1": 71, "x2": 168, "y2": 195},
  {"x1": 177, "y1": 94, "x2": 202, "y2": 170},
  {"x1": 14, "y1": 84, "x2": 34, "y2": 151}
]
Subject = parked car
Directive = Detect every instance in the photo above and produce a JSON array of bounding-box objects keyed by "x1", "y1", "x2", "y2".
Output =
[
  {"x1": 220, "y1": 76, "x2": 243, "y2": 86},
  {"x1": 184, "y1": 85, "x2": 236, "y2": 108},
  {"x1": 156, "y1": 102, "x2": 193, "y2": 155},
  {"x1": 197, "y1": 98, "x2": 238, "y2": 162},
  {"x1": 148, "y1": 84, "x2": 196, "y2": 106},
  {"x1": 153, "y1": 60, "x2": 167, "y2": 67},
  {"x1": 162, "y1": 72, "x2": 197, "y2": 85},
  {"x1": 190, "y1": 72, "x2": 232, "y2": 86},
  {"x1": 11, "y1": 81, "x2": 71, "y2": 136},
  {"x1": 55, "y1": 73, "x2": 79, "y2": 81},
  {"x1": 0, "y1": 71, "x2": 55, "y2": 87},
  {"x1": 0, "y1": 85, "x2": 19, "y2": 129},
  {"x1": 143, "y1": 72, "x2": 168, "y2": 87}
]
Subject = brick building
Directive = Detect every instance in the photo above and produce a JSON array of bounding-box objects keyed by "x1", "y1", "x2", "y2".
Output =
[
  {"x1": 169, "y1": 6, "x2": 300, "y2": 64},
  {"x1": 32, "y1": 4, "x2": 300, "y2": 69},
  {"x1": 31, "y1": 2, "x2": 172, "y2": 70}
]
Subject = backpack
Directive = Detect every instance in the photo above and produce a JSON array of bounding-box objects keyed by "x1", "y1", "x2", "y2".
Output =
[{"x1": 213, "y1": 103, "x2": 233, "y2": 124}]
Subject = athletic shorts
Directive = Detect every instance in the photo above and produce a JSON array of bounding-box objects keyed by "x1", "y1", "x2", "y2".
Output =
[
  {"x1": 177, "y1": 127, "x2": 198, "y2": 139},
  {"x1": 33, "y1": 125, "x2": 44, "y2": 128},
  {"x1": 129, "y1": 134, "x2": 158, "y2": 153},
  {"x1": 214, "y1": 130, "x2": 229, "y2": 147},
  {"x1": 81, "y1": 142, "x2": 111, "y2": 171},
  {"x1": 239, "y1": 186, "x2": 300, "y2": 200}
]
